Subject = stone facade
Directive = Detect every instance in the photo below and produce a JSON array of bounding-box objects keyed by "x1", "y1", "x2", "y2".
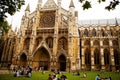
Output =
[{"x1": 1, "y1": 0, "x2": 120, "y2": 71}]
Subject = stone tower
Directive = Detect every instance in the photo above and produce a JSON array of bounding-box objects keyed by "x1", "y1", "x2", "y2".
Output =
[{"x1": 4, "y1": 0, "x2": 80, "y2": 71}]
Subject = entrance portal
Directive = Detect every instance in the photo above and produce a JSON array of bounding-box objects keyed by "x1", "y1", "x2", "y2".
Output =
[
  {"x1": 58, "y1": 55, "x2": 66, "y2": 71},
  {"x1": 39, "y1": 61, "x2": 49, "y2": 70},
  {"x1": 33, "y1": 47, "x2": 50, "y2": 70},
  {"x1": 20, "y1": 53, "x2": 27, "y2": 66}
]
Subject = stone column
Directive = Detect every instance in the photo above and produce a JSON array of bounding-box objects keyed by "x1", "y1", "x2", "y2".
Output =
[
  {"x1": 100, "y1": 48, "x2": 105, "y2": 70},
  {"x1": 110, "y1": 48, "x2": 115, "y2": 71},
  {"x1": 81, "y1": 48, "x2": 85, "y2": 69},
  {"x1": 66, "y1": 57, "x2": 71, "y2": 72},
  {"x1": 91, "y1": 49, "x2": 94, "y2": 70},
  {"x1": 109, "y1": 39, "x2": 115, "y2": 71},
  {"x1": 100, "y1": 40, "x2": 105, "y2": 70},
  {"x1": 29, "y1": 37, "x2": 35, "y2": 55},
  {"x1": 90, "y1": 40, "x2": 94, "y2": 70}
]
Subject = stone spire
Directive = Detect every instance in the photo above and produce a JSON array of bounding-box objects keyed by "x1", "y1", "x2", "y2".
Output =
[
  {"x1": 37, "y1": 0, "x2": 42, "y2": 10},
  {"x1": 25, "y1": 4, "x2": 30, "y2": 17},
  {"x1": 69, "y1": 0, "x2": 75, "y2": 16},
  {"x1": 115, "y1": 18, "x2": 119, "y2": 26},
  {"x1": 57, "y1": 0, "x2": 62, "y2": 6},
  {"x1": 43, "y1": 0, "x2": 57, "y2": 9},
  {"x1": 69, "y1": 0, "x2": 75, "y2": 8},
  {"x1": 25, "y1": 4, "x2": 30, "y2": 11}
]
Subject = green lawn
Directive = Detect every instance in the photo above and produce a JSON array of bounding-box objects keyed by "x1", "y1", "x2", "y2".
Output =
[{"x1": 0, "y1": 71, "x2": 120, "y2": 80}]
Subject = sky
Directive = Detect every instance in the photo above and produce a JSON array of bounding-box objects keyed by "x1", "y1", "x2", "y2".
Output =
[{"x1": 6, "y1": 0, "x2": 120, "y2": 30}]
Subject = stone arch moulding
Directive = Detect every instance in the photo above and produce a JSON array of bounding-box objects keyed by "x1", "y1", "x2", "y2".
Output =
[
  {"x1": 32, "y1": 41, "x2": 52, "y2": 58},
  {"x1": 56, "y1": 53, "x2": 68, "y2": 61},
  {"x1": 32, "y1": 47, "x2": 51, "y2": 70},
  {"x1": 19, "y1": 53, "x2": 27, "y2": 66},
  {"x1": 17, "y1": 51, "x2": 28, "y2": 60}
]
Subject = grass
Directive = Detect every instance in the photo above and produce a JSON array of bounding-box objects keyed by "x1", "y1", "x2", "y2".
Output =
[{"x1": 0, "y1": 71, "x2": 120, "y2": 80}]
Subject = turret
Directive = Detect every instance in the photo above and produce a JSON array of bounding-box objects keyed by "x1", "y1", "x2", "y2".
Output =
[
  {"x1": 75, "y1": 11, "x2": 78, "y2": 22},
  {"x1": 37, "y1": 0, "x2": 42, "y2": 10},
  {"x1": 57, "y1": 0, "x2": 62, "y2": 7},
  {"x1": 69, "y1": 0, "x2": 75, "y2": 16},
  {"x1": 115, "y1": 18, "x2": 119, "y2": 26},
  {"x1": 25, "y1": 4, "x2": 30, "y2": 17}
]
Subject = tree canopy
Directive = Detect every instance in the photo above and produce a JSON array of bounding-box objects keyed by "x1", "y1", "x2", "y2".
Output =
[
  {"x1": 79, "y1": 0, "x2": 120, "y2": 11},
  {"x1": 0, "y1": 0, "x2": 25, "y2": 32}
]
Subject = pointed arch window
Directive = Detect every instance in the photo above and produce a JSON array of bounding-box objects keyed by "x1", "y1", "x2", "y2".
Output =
[
  {"x1": 104, "y1": 49, "x2": 110, "y2": 65},
  {"x1": 103, "y1": 39, "x2": 109, "y2": 46},
  {"x1": 36, "y1": 37, "x2": 42, "y2": 47},
  {"x1": 84, "y1": 29, "x2": 89, "y2": 37},
  {"x1": 112, "y1": 40, "x2": 118, "y2": 46},
  {"x1": 109, "y1": 29, "x2": 113, "y2": 36},
  {"x1": 93, "y1": 40, "x2": 99, "y2": 46},
  {"x1": 101, "y1": 29, "x2": 105, "y2": 37},
  {"x1": 94, "y1": 48, "x2": 100, "y2": 64},
  {"x1": 24, "y1": 38, "x2": 30, "y2": 50},
  {"x1": 58, "y1": 37, "x2": 68, "y2": 50},
  {"x1": 46, "y1": 37, "x2": 53, "y2": 48},
  {"x1": 114, "y1": 49, "x2": 119, "y2": 65},
  {"x1": 84, "y1": 39, "x2": 90, "y2": 46},
  {"x1": 85, "y1": 48, "x2": 91, "y2": 65},
  {"x1": 92, "y1": 29, "x2": 96, "y2": 37}
]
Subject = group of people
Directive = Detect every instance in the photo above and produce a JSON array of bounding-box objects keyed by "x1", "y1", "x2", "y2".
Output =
[
  {"x1": 48, "y1": 70, "x2": 67, "y2": 80},
  {"x1": 73, "y1": 71, "x2": 87, "y2": 78},
  {"x1": 95, "y1": 75, "x2": 112, "y2": 80},
  {"x1": 7, "y1": 64, "x2": 112, "y2": 80},
  {"x1": 48, "y1": 74, "x2": 67, "y2": 80},
  {"x1": 12, "y1": 65, "x2": 32, "y2": 78}
]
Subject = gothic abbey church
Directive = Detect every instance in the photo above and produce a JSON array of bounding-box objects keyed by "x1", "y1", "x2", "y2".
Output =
[{"x1": 1, "y1": 0, "x2": 120, "y2": 71}]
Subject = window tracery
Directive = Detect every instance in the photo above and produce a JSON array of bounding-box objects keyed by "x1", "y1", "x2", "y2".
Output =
[
  {"x1": 46, "y1": 37, "x2": 53, "y2": 48},
  {"x1": 58, "y1": 37, "x2": 67, "y2": 50},
  {"x1": 24, "y1": 38, "x2": 30, "y2": 50}
]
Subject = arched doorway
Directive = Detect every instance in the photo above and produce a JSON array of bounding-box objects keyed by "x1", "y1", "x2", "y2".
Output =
[
  {"x1": 33, "y1": 47, "x2": 50, "y2": 70},
  {"x1": 20, "y1": 53, "x2": 27, "y2": 66},
  {"x1": 58, "y1": 54, "x2": 66, "y2": 71}
]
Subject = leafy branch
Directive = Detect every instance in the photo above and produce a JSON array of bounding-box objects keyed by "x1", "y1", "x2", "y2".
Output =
[{"x1": 79, "y1": 0, "x2": 120, "y2": 11}]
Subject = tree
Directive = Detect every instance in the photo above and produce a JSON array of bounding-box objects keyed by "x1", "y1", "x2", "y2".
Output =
[
  {"x1": 79, "y1": 0, "x2": 120, "y2": 11},
  {"x1": 0, "y1": 0, "x2": 25, "y2": 32},
  {"x1": 0, "y1": 20, "x2": 10, "y2": 33}
]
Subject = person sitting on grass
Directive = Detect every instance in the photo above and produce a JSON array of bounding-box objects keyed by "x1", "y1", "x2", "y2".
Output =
[
  {"x1": 13, "y1": 71, "x2": 17, "y2": 77},
  {"x1": 14, "y1": 70, "x2": 20, "y2": 77},
  {"x1": 95, "y1": 75, "x2": 100, "y2": 80},
  {"x1": 47, "y1": 74, "x2": 52, "y2": 80},
  {"x1": 82, "y1": 73, "x2": 87, "y2": 78},
  {"x1": 27, "y1": 71, "x2": 32, "y2": 78},
  {"x1": 60, "y1": 74, "x2": 67, "y2": 80}
]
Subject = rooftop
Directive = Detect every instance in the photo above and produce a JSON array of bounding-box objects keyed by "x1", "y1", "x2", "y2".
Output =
[{"x1": 79, "y1": 18, "x2": 120, "y2": 26}]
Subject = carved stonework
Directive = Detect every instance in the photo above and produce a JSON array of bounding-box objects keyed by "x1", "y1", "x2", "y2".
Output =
[
  {"x1": 1, "y1": 0, "x2": 120, "y2": 72},
  {"x1": 40, "y1": 11, "x2": 55, "y2": 27}
]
